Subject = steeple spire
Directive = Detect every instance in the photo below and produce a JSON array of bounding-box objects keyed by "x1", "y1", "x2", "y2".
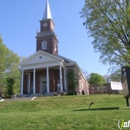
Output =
[{"x1": 43, "y1": 0, "x2": 52, "y2": 20}]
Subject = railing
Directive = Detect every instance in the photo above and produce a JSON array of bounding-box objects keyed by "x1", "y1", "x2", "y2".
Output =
[{"x1": 37, "y1": 31, "x2": 54, "y2": 37}]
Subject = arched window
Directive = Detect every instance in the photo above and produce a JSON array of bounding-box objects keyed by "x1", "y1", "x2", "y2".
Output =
[{"x1": 42, "y1": 41, "x2": 47, "y2": 50}]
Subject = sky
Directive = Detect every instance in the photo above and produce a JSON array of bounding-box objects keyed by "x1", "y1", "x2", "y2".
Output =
[{"x1": 0, "y1": 0, "x2": 110, "y2": 76}]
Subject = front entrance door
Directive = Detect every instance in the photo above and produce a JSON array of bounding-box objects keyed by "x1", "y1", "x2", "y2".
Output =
[
  {"x1": 39, "y1": 77, "x2": 47, "y2": 94},
  {"x1": 41, "y1": 82, "x2": 47, "y2": 94}
]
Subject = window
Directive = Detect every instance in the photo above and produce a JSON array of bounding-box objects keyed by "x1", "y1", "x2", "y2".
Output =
[
  {"x1": 39, "y1": 56, "x2": 42, "y2": 59},
  {"x1": 97, "y1": 87, "x2": 100, "y2": 92},
  {"x1": 92, "y1": 87, "x2": 95, "y2": 92},
  {"x1": 42, "y1": 41, "x2": 47, "y2": 50},
  {"x1": 104, "y1": 86, "x2": 107, "y2": 91}
]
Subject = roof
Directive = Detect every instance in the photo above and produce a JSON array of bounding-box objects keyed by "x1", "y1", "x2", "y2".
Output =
[{"x1": 56, "y1": 55, "x2": 76, "y2": 64}]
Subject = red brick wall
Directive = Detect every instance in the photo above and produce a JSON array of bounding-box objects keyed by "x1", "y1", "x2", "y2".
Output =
[
  {"x1": 66, "y1": 67, "x2": 89, "y2": 95},
  {"x1": 89, "y1": 84, "x2": 119, "y2": 94},
  {"x1": 22, "y1": 67, "x2": 90, "y2": 95},
  {"x1": 40, "y1": 19, "x2": 54, "y2": 32}
]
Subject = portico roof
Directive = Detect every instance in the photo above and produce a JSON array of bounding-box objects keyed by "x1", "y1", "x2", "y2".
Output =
[{"x1": 20, "y1": 50, "x2": 65, "y2": 70}]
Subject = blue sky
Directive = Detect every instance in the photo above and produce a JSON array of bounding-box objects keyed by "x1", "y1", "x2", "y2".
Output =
[{"x1": 0, "y1": 0, "x2": 110, "y2": 76}]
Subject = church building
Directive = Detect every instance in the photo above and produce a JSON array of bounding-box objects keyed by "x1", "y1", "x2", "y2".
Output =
[{"x1": 20, "y1": 0, "x2": 89, "y2": 96}]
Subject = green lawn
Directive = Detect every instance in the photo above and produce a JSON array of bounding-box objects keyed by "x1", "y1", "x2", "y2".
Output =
[{"x1": 0, "y1": 94, "x2": 130, "y2": 130}]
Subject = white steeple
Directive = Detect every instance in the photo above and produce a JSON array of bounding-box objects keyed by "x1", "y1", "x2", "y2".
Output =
[{"x1": 43, "y1": 0, "x2": 52, "y2": 20}]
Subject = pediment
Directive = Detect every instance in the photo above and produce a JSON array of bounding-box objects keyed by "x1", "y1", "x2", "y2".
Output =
[{"x1": 20, "y1": 51, "x2": 63, "y2": 66}]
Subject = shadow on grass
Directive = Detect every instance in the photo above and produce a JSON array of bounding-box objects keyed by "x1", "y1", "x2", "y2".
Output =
[{"x1": 73, "y1": 107, "x2": 119, "y2": 111}]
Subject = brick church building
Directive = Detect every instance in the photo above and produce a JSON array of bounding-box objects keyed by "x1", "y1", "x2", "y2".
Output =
[{"x1": 20, "y1": 0, "x2": 89, "y2": 96}]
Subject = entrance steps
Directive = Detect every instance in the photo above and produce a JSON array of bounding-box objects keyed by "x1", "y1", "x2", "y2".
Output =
[
  {"x1": 19, "y1": 93, "x2": 55, "y2": 97},
  {"x1": 17, "y1": 92, "x2": 66, "y2": 98}
]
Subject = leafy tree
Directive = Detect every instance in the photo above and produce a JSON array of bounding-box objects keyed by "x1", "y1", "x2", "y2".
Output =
[
  {"x1": 88, "y1": 73, "x2": 106, "y2": 85},
  {"x1": 107, "y1": 69, "x2": 121, "y2": 82},
  {"x1": 104, "y1": 68, "x2": 121, "y2": 83},
  {"x1": 81, "y1": 69, "x2": 90, "y2": 79},
  {"x1": 110, "y1": 69, "x2": 121, "y2": 82},
  {"x1": 4, "y1": 50, "x2": 20, "y2": 94},
  {"x1": 20, "y1": 56, "x2": 27, "y2": 63},
  {"x1": 80, "y1": 0, "x2": 130, "y2": 66},
  {"x1": 4, "y1": 77, "x2": 15, "y2": 98},
  {"x1": 66, "y1": 70, "x2": 80, "y2": 95},
  {"x1": 0, "y1": 35, "x2": 20, "y2": 97},
  {"x1": 103, "y1": 74, "x2": 111, "y2": 83},
  {"x1": 0, "y1": 36, "x2": 8, "y2": 97}
]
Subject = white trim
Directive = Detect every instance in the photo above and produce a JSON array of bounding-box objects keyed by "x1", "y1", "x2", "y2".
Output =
[
  {"x1": 33, "y1": 69, "x2": 36, "y2": 94},
  {"x1": 61, "y1": 62, "x2": 66, "y2": 69},
  {"x1": 60, "y1": 65, "x2": 63, "y2": 92},
  {"x1": 64, "y1": 68, "x2": 67, "y2": 92},
  {"x1": 42, "y1": 40, "x2": 47, "y2": 50},
  {"x1": 22, "y1": 61, "x2": 62, "y2": 70},
  {"x1": 21, "y1": 70, "x2": 24, "y2": 95},
  {"x1": 31, "y1": 97, "x2": 36, "y2": 101},
  {"x1": 47, "y1": 67, "x2": 50, "y2": 93},
  {"x1": 66, "y1": 63, "x2": 76, "y2": 66},
  {"x1": 66, "y1": 67, "x2": 75, "y2": 70}
]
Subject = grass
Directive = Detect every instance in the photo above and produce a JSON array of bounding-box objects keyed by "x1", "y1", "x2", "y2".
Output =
[{"x1": 0, "y1": 94, "x2": 130, "y2": 130}]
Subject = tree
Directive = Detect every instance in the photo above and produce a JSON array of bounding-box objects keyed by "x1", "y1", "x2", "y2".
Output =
[
  {"x1": 88, "y1": 73, "x2": 106, "y2": 85},
  {"x1": 4, "y1": 50, "x2": 21, "y2": 93},
  {"x1": 66, "y1": 70, "x2": 80, "y2": 94},
  {"x1": 81, "y1": 69, "x2": 90, "y2": 79},
  {"x1": 80, "y1": 0, "x2": 130, "y2": 66},
  {"x1": 0, "y1": 35, "x2": 20, "y2": 97},
  {"x1": 20, "y1": 56, "x2": 27, "y2": 63},
  {"x1": 0, "y1": 36, "x2": 8, "y2": 76},
  {"x1": 110, "y1": 69, "x2": 121, "y2": 81},
  {"x1": 4, "y1": 77, "x2": 15, "y2": 98},
  {"x1": 104, "y1": 68, "x2": 121, "y2": 83}
]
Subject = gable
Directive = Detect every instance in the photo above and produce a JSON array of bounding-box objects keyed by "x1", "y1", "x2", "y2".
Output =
[{"x1": 21, "y1": 51, "x2": 63, "y2": 66}]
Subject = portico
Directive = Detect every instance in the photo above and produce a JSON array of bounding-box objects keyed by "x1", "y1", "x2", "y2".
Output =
[{"x1": 20, "y1": 51, "x2": 67, "y2": 95}]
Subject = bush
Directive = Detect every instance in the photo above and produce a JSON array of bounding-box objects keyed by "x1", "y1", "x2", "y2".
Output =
[{"x1": 4, "y1": 77, "x2": 15, "y2": 98}]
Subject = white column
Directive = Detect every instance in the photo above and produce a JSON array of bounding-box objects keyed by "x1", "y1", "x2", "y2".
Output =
[
  {"x1": 64, "y1": 68, "x2": 67, "y2": 92},
  {"x1": 47, "y1": 67, "x2": 50, "y2": 93},
  {"x1": 21, "y1": 70, "x2": 24, "y2": 95},
  {"x1": 27, "y1": 73, "x2": 30, "y2": 94},
  {"x1": 60, "y1": 65, "x2": 63, "y2": 92},
  {"x1": 33, "y1": 69, "x2": 36, "y2": 94}
]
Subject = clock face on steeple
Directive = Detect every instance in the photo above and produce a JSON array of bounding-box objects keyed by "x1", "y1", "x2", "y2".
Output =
[{"x1": 43, "y1": 22, "x2": 48, "y2": 27}]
